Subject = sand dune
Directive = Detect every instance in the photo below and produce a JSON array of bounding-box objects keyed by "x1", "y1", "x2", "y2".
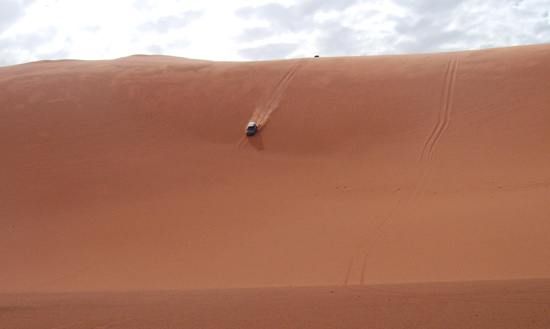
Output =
[
  {"x1": 1, "y1": 44, "x2": 550, "y2": 325},
  {"x1": 2, "y1": 279, "x2": 550, "y2": 329}
]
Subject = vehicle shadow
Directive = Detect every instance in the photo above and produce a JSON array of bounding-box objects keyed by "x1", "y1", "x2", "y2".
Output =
[{"x1": 249, "y1": 133, "x2": 265, "y2": 151}]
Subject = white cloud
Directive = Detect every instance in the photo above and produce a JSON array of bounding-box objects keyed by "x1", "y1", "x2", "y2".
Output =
[
  {"x1": 233, "y1": 0, "x2": 549, "y2": 59},
  {"x1": 0, "y1": 0, "x2": 548, "y2": 66},
  {"x1": 0, "y1": 26, "x2": 68, "y2": 66},
  {"x1": 138, "y1": 11, "x2": 203, "y2": 34},
  {"x1": 238, "y1": 42, "x2": 299, "y2": 60},
  {"x1": 0, "y1": 0, "x2": 26, "y2": 33}
]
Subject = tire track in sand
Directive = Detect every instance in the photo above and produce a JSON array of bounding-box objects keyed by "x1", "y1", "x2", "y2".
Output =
[
  {"x1": 420, "y1": 58, "x2": 459, "y2": 167},
  {"x1": 344, "y1": 57, "x2": 459, "y2": 285},
  {"x1": 236, "y1": 58, "x2": 308, "y2": 149},
  {"x1": 251, "y1": 58, "x2": 309, "y2": 127}
]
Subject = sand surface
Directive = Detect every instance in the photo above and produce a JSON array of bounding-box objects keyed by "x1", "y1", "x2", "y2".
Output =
[
  {"x1": 1, "y1": 44, "x2": 550, "y2": 326},
  {"x1": 2, "y1": 279, "x2": 550, "y2": 329}
]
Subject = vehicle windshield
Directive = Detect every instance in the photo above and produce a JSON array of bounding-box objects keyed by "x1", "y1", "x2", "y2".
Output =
[{"x1": 247, "y1": 124, "x2": 256, "y2": 129}]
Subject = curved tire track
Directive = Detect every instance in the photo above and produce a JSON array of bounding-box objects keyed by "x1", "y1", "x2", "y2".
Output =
[
  {"x1": 344, "y1": 57, "x2": 460, "y2": 285},
  {"x1": 420, "y1": 58, "x2": 459, "y2": 167}
]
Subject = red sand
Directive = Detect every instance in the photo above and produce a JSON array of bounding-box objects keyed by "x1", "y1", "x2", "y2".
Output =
[
  {"x1": 2, "y1": 280, "x2": 550, "y2": 329},
  {"x1": 1, "y1": 44, "x2": 550, "y2": 327}
]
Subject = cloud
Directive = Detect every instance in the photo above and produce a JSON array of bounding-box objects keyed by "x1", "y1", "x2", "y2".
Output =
[
  {"x1": 138, "y1": 11, "x2": 203, "y2": 34},
  {"x1": 0, "y1": 0, "x2": 37, "y2": 34},
  {"x1": 133, "y1": 0, "x2": 155, "y2": 11},
  {"x1": 235, "y1": 0, "x2": 360, "y2": 39},
  {"x1": 146, "y1": 44, "x2": 164, "y2": 54},
  {"x1": 234, "y1": 0, "x2": 550, "y2": 60},
  {"x1": 167, "y1": 38, "x2": 191, "y2": 50},
  {"x1": 235, "y1": 27, "x2": 275, "y2": 43},
  {"x1": 392, "y1": 0, "x2": 462, "y2": 14},
  {"x1": 238, "y1": 42, "x2": 299, "y2": 60},
  {"x1": 234, "y1": 0, "x2": 363, "y2": 59},
  {"x1": 141, "y1": 39, "x2": 190, "y2": 57},
  {"x1": 0, "y1": 27, "x2": 67, "y2": 66},
  {"x1": 81, "y1": 25, "x2": 102, "y2": 33},
  {"x1": 315, "y1": 23, "x2": 371, "y2": 56},
  {"x1": 388, "y1": 0, "x2": 550, "y2": 54},
  {"x1": 1, "y1": 0, "x2": 548, "y2": 65}
]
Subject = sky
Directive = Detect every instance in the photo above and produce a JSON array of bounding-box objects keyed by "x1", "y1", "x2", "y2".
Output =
[{"x1": 0, "y1": 0, "x2": 549, "y2": 66}]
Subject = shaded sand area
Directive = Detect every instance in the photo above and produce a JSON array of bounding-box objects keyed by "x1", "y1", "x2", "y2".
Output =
[
  {"x1": 2, "y1": 280, "x2": 550, "y2": 329},
  {"x1": 1, "y1": 44, "x2": 550, "y2": 327}
]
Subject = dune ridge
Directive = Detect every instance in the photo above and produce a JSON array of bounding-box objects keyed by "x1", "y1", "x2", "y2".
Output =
[{"x1": 1, "y1": 44, "x2": 550, "y2": 294}]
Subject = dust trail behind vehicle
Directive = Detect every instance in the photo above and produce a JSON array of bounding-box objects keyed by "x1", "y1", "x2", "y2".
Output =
[{"x1": 250, "y1": 58, "x2": 309, "y2": 129}]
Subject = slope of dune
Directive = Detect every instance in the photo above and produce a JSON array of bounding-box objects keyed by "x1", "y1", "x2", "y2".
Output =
[
  {"x1": 1, "y1": 44, "x2": 550, "y2": 294},
  {"x1": 2, "y1": 279, "x2": 550, "y2": 329}
]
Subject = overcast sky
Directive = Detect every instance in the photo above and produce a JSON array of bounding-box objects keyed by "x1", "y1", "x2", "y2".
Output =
[{"x1": 0, "y1": 0, "x2": 548, "y2": 66}]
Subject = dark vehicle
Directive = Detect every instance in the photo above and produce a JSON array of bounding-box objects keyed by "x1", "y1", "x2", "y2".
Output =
[{"x1": 246, "y1": 122, "x2": 258, "y2": 136}]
